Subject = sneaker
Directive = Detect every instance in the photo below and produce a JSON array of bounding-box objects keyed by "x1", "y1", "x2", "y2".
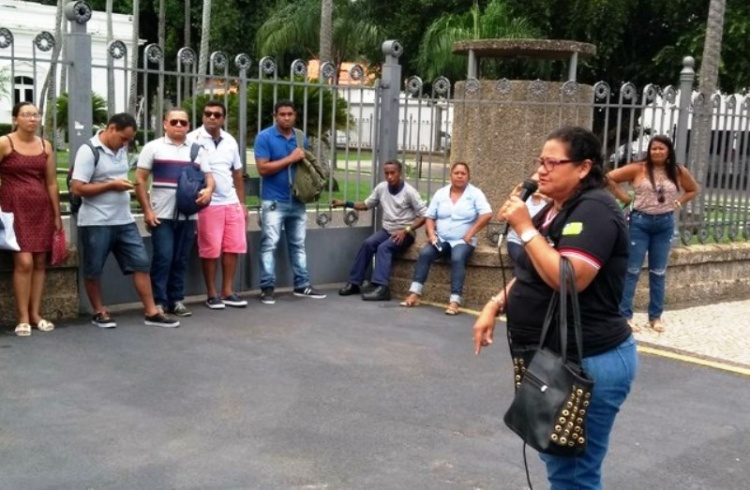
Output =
[
  {"x1": 144, "y1": 312, "x2": 180, "y2": 328},
  {"x1": 293, "y1": 286, "x2": 327, "y2": 299},
  {"x1": 260, "y1": 287, "x2": 276, "y2": 305},
  {"x1": 206, "y1": 296, "x2": 226, "y2": 310},
  {"x1": 168, "y1": 301, "x2": 192, "y2": 317},
  {"x1": 221, "y1": 293, "x2": 248, "y2": 308},
  {"x1": 92, "y1": 312, "x2": 116, "y2": 328}
]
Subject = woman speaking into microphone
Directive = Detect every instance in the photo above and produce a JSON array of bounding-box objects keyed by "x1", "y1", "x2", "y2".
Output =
[{"x1": 472, "y1": 126, "x2": 637, "y2": 489}]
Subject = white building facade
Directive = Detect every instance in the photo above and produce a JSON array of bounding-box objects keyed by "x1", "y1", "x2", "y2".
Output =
[{"x1": 0, "y1": 0, "x2": 135, "y2": 124}]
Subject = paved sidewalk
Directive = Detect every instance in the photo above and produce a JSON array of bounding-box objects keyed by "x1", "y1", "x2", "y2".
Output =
[
  {"x1": 1, "y1": 290, "x2": 747, "y2": 489},
  {"x1": 630, "y1": 299, "x2": 750, "y2": 371}
]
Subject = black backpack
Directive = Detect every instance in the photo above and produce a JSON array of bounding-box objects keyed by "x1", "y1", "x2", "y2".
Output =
[
  {"x1": 67, "y1": 142, "x2": 99, "y2": 215},
  {"x1": 174, "y1": 143, "x2": 209, "y2": 218}
]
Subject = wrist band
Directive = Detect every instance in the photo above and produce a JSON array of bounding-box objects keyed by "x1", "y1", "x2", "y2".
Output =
[{"x1": 345, "y1": 201, "x2": 354, "y2": 208}]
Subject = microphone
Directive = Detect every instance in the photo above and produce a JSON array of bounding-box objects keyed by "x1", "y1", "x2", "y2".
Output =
[{"x1": 497, "y1": 179, "x2": 539, "y2": 248}]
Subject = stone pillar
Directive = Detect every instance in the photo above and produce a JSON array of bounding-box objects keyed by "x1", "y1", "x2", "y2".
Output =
[{"x1": 450, "y1": 79, "x2": 594, "y2": 216}]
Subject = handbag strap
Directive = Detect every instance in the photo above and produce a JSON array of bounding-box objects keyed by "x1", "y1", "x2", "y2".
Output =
[
  {"x1": 537, "y1": 257, "x2": 584, "y2": 364},
  {"x1": 288, "y1": 129, "x2": 304, "y2": 188},
  {"x1": 563, "y1": 257, "x2": 585, "y2": 362}
]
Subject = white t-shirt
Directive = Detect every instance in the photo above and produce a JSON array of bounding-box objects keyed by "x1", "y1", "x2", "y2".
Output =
[
  {"x1": 71, "y1": 132, "x2": 134, "y2": 226},
  {"x1": 136, "y1": 136, "x2": 212, "y2": 220},
  {"x1": 187, "y1": 126, "x2": 244, "y2": 206}
]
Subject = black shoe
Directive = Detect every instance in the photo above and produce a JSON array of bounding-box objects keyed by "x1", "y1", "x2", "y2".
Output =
[
  {"x1": 260, "y1": 287, "x2": 276, "y2": 305},
  {"x1": 360, "y1": 282, "x2": 376, "y2": 294},
  {"x1": 362, "y1": 285, "x2": 391, "y2": 301},
  {"x1": 338, "y1": 283, "x2": 361, "y2": 296},
  {"x1": 293, "y1": 286, "x2": 327, "y2": 299}
]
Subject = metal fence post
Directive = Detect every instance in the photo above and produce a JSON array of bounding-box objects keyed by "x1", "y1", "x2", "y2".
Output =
[
  {"x1": 376, "y1": 40, "x2": 403, "y2": 176},
  {"x1": 675, "y1": 56, "x2": 696, "y2": 166}
]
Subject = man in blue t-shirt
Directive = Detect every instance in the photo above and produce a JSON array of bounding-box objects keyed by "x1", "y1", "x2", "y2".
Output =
[{"x1": 253, "y1": 100, "x2": 326, "y2": 305}]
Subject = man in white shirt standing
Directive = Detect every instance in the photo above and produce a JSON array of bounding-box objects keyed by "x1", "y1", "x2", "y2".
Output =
[
  {"x1": 188, "y1": 101, "x2": 248, "y2": 309},
  {"x1": 135, "y1": 108, "x2": 215, "y2": 317}
]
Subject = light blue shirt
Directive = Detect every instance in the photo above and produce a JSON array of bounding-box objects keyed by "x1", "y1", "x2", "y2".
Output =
[
  {"x1": 426, "y1": 183, "x2": 492, "y2": 246},
  {"x1": 72, "y1": 132, "x2": 134, "y2": 226}
]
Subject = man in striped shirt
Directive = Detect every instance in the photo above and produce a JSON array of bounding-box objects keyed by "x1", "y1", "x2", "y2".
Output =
[{"x1": 135, "y1": 108, "x2": 214, "y2": 317}]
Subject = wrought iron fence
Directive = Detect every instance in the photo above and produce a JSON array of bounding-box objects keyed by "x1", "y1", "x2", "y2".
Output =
[{"x1": 2, "y1": 18, "x2": 749, "y2": 243}]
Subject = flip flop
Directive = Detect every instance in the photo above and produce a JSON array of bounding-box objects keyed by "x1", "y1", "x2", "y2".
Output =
[
  {"x1": 445, "y1": 303, "x2": 460, "y2": 316},
  {"x1": 399, "y1": 294, "x2": 420, "y2": 307},
  {"x1": 36, "y1": 319, "x2": 55, "y2": 332},
  {"x1": 14, "y1": 323, "x2": 31, "y2": 337}
]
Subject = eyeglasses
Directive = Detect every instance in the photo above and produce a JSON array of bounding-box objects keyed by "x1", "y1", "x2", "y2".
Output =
[
  {"x1": 169, "y1": 119, "x2": 189, "y2": 127},
  {"x1": 656, "y1": 186, "x2": 665, "y2": 204},
  {"x1": 203, "y1": 110, "x2": 224, "y2": 119},
  {"x1": 17, "y1": 112, "x2": 41, "y2": 119},
  {"x1": 535, "y1": 157, "x2": 577, "y2": 172}
]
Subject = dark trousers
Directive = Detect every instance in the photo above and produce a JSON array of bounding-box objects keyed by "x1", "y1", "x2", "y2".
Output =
[
  {"x1": 348, "y1": 229, "x2": 414, "y2": 287},
  {"x1": 150, "y1": 219, "x2": 197, "y2": 308}
]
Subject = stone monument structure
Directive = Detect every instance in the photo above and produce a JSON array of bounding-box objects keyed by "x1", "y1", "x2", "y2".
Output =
[{"x1": 390, "y1": 39, "x2": 598, "y2": 308}]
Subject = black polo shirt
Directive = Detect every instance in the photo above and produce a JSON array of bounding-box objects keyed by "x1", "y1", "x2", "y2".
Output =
[{"x1": 506, "y1": 188, "x2": 632, "y2": 358}]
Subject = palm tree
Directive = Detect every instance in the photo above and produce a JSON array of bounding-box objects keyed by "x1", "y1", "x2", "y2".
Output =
[
  {"x1": 128, "y1": 0, "x2": 140, "y2": 115},
  {"x1": 256, "y1": 0, "x2": 383, "y2": 73},
  {"x1": 690, "y1": 0, "x2": 727, "y2": 186},
  {"x1": 319, "y1": 0, "x2": 333, "y2": 64},
  {"x1": 417, "y1": 0, "x2": 538, "y2": 81},
  {"x1": 106, "y1": 0, "x2": 114, "y2": 115},
  {"x1": 196, "y1": 0, "x2": 212, "y2": 93},
  {"x1": 184, "y1": 0, "x2": 191, "y2": 47},
  {"x1": 40, "y1": 0, "x2": 64, "y2": 138}
]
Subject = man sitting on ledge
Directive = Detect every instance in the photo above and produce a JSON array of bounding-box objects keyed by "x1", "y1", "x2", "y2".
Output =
[{"x1": 332, "y1": 160, "x2": 427, "y2": 301}]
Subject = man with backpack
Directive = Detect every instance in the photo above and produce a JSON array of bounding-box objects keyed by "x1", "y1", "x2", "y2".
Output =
[
  {"x1": 187, "y1": 101, "x2": 248, "y2": 310},
  {"x1": 254, "y1": 100, "x2": 326, "y2": 305},
  {"x1": 135, "y1": 108, "x2": 215, "y2": 317},
  {"x1": 70, "y1": 113, "x2": 179, "y2": 328}
]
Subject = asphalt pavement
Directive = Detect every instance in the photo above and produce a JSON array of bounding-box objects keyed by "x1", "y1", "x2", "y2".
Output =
[{"x1": 1, "y1": 290, "x2": 748, "y2": 489}]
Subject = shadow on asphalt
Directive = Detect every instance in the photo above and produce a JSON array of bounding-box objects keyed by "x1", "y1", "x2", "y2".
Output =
[{"x1": 1, "y1": 290, "x2": 747, "y2": 489}]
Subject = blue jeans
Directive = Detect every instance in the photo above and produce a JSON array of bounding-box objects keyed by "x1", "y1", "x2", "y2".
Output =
[
  {"x1": 150, "y1": 219, "x2": 196, "y2": 308},
  {"x1": 540, "y1": 336, "x2": 638, "y2": 490},
  {"x1": 619, "y1": 211, "x2": 674, "y2": 320},
  {"x1": 348, "y1": 229, "x2": 414, "y2": 286},
  {"x1": 409, "y1": 241, "x2": 474, "y2": 304},
  {"x1": 259, "y1": 200, "x2": 309, "y2": 289}
]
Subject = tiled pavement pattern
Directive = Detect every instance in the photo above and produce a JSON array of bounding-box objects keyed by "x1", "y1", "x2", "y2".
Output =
[{"x1": 631, "y1": 300, "x2": 750, "y2": 369}]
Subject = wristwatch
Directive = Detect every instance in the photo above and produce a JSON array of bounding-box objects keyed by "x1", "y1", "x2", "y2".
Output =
[{"x1": 520, "y1": 229, "x2": 540, "y2": 245}]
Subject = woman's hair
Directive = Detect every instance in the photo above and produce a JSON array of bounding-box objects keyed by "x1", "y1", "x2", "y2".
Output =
[
  {"x1": 546, "y1": 126, "x2": 606, "y2": 192},
  {"x1": 645, "y1": 134, "x2": 680, "y2": 190},
  {"x1": 451, "y1": 161, "x2": 470, "y2": 177},
  {"x1": 12, "y1": 101, "x2": 35, "y2": 118}
]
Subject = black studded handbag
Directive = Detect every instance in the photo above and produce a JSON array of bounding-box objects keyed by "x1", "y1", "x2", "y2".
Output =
[{"x1": 503, "y1": 257, "x2": 594, "y2": 457}]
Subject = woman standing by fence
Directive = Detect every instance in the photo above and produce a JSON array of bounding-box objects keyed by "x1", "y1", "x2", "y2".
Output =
[
  {"x1": 0, "y1": 101, "x2": 62, "y2": 336},
  {"x1": 607, "y1": 135, "x2": 699, "y2": 333}
]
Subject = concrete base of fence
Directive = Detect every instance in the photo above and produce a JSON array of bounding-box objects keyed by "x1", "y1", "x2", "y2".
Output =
[
  {"x1": 0, "y1": 248, "x2": 80, "y2": 328},
  {"x1": 390, "y1": 239, "x2": 750, "y2": 311}
]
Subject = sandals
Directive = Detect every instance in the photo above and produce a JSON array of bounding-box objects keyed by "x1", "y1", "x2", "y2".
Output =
[
  {"x1": 35, "y1": 319, "x2": 55, "y2": 332},
  {"x1": 399, "y1": 293, "x2": 420, "y2": 307},
  {"x1": 649, "y1": 319, "x2": 666, "y2": 333},
  {"x1": 445, "y1": 302, "x2": 460, "y2": 316},
  {"x1": 14, "y1": 323, "x2": 31, "y2": 337},
  {"x1": 627, "y1": 319, "x2": 642, "y2": 333}
]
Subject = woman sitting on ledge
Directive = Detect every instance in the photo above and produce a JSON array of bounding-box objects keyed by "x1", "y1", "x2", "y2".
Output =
[{"x1": 400, "y1": 162, "x2": 492, "y2": 315}]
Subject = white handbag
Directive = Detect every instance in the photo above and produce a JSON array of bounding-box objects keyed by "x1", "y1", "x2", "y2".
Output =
[{"x1": 0, "y1": 207, "x2": 21, "y2": 251}]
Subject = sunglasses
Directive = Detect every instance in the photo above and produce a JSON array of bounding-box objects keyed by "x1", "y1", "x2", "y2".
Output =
[
  {"x1": 203, "y1": 110, "x2": 224, "y2": 119},
  {"x1": 169, "y1": 119, "x2": 189, "y2": 127},
  {"x1": 656, "y1": 186, "x2": 665, "y2": 204}
]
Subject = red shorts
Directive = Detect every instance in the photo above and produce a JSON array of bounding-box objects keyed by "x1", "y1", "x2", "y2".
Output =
[{"x1": 197, "y1": 203, "x2": 247, "y2": 259}]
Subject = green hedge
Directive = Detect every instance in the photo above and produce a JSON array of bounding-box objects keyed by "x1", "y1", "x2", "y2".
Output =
[{"x1": 0, "y1": 123, "x2": 12, "y2": 136}]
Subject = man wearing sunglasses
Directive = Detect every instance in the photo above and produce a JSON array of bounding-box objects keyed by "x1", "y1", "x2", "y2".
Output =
[
  {"x1": 135, "y1": 109, "x2": 215, "y2": 318},
  {"x1": 187, "y1": 101, "x2": 248, "y2": 310}
]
